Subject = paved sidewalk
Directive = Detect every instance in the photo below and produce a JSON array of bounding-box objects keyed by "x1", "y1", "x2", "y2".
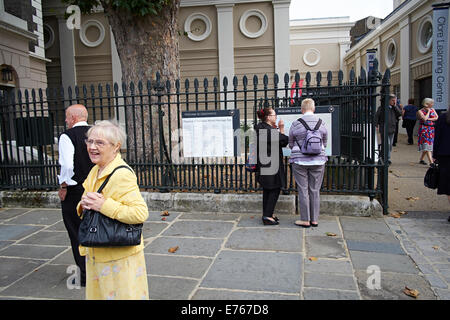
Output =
[{"x1": 0, "y1": 207, "x2": 444, "y2": 300}]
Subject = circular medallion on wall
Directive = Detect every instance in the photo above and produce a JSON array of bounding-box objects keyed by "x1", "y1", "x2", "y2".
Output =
[
  {"x1": 79, "y1": 20, "x2": 106, "y2": 48},
  {"x1": 385, "y1": 39, "x2": 397, "y2": 68},
  {"x1": 184, "y1": 13, "x2": 212, "y2": 41},
  {"x1": 303, "y1": 48, "x2": 321, "y2": 67},
  {"x1": 417, "y1": 15, "x2": 433, "y2": 54},
  {"x1": 43, "y1": 24, "x2": 55, "y2": 49},
  {"x1": 239, "y1": 9, "x2": 268, "y2": 39}
]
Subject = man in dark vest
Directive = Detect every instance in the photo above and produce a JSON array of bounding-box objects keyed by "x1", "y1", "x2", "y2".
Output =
[{"x1": 58, "y1": 104, "x2": 94, "y2": 287}]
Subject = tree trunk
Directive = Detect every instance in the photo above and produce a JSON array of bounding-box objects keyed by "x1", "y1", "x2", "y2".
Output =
[{"x1": 100, "y1": 1, "x2": 180, "y2": 166}]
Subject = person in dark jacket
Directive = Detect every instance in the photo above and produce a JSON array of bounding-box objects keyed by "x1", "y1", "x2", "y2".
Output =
[
  {"x1": 402, "y1": 98, "x2": 418, "y2": 145},
  {"x1": 58, "y1": 104, "x2": 94, "y2": 287},
  {"x1": 255, "y1": 107, "x2": 288, "y2": 225},
  {"x1": 432, "y1": 106, "x2": 450, "y2": 222},
  {"x1": 375, "y1": 94, "x2": 402, "y2": 164}
]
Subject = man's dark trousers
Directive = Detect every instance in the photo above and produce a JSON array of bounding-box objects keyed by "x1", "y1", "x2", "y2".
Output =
[{"x1": 61, "y1": 184, "x2": 85, "y2": 286}]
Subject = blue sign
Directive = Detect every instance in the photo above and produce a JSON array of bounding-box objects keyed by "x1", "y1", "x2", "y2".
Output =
[{"x1": 432, "y1": 4, "x2": 449, "y2": 110}]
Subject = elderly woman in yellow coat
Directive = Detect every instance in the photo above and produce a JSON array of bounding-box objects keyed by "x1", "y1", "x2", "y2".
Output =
[{"x1": 77, "y1": 120, "x2": 149, "y2": 300}]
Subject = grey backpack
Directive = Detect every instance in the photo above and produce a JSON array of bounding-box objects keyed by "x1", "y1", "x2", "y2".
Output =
[{"x1": 296, "y1": 118, "x2": 323, "y2": 155}]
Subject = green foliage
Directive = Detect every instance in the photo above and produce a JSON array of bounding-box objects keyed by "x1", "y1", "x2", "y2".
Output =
[{"x1": 62, "y1": 0, "x2": 172, "y2": 16}]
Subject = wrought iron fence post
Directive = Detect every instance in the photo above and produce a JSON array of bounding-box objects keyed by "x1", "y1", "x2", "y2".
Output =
[
  {"x1": 368, "y1": 59, "x2": 382, "y2": 200},
  {"x1": 381, "y1": 69, "x2": 391, "y2": 214}
]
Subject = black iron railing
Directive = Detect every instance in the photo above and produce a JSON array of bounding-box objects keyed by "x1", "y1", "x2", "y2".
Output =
[{"x1": 0, "y1": 63, "x2": 391, "y2": 213}]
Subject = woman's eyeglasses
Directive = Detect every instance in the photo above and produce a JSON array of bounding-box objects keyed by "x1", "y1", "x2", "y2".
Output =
[{"x1": 85, "y1": 139, "x2": 110, "y2": 147}]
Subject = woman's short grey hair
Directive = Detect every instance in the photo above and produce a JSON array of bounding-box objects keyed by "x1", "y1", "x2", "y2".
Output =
[
  {"x1": 422, "y1": 98, "x2": 434, "y2": 107},
  {"x1": 87, "y1": 120, "x2": 126, "y2": 147}
]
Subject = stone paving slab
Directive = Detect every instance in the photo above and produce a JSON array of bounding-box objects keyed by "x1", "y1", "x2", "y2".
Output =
[
  {"x1": 0, "y1": 224, "x2": 43, "y2": 241},
  {"x1": 355, "y1": 270, "x2": 437, "y2": 300},
  {"x1": 144, "y1": 237, "x2": 223, "y2": 257},
  {"x1": 0, "y1": 264, "x2": 84, "y2": 300},
  {"x1": 0, "y1": 208, "x2": 31, "y2": 220},
  {"x1": 143, "y1": 222, "x2": 169, "y2": 239},
  {"x1": 304, "y1": 258, "x2": 354, "y2": 275},
  {"x1": 303, "y1": 288, "x2": 360, "y2": 300},
  {"x1": 162, "y1": 220, "x2": 234, "y2": 238},
  {"x1": 340, "y1": 217, "x2": 393, "y2": 234},
  {"x1": 178, "y1": 213, "x2": 241, "y2": 221},
  {"x1": 0, "y1": 257, "x2": 46, "y2": 287},
  {"x1": 145, "y1": 254, "x2": 212, "y2": 279},
  {"x1": 0, "y1": 244, "x2": 67, "y2": 260},
  {"x1": 225, "y1": 228, "x2": 303, "y2": 252},
  {"x1": 305, "y1": 236, "x2": 347, "y2": 259},
  {"x1": 17, "y1": 231, "x2": 70, "y2": 246},
  {"x1": 146, "y1": 211, "x2": 182, "y2": 222},
  {"x1": 346, "y1": 240, "x2": 405, "y2": 255},
  {"x1": 200, "y1": 250, "x2": 303, "y2": 293},
  {"x1": 342, "y1": 230, "x2": 399, "y2": 243},
  {"x1": 148, "y1": 276, "x2": 198, "y2": 300},
  {"x1": 7, "y1": 209, "x2": 62, "y2": 226},
  {"x1": 192, "y1": 289, "x2": 300, "y2": 300},
  {"x1": 350, "y1": 251, "x2": 419, "y2": 274},
  {"x1": 304, "y1": 272, "x2": 357, "y2": 291}
]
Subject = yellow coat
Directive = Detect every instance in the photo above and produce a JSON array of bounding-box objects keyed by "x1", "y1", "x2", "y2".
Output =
[{"x1": 77, "y1": 153, "x2": 148, "y2": 263}]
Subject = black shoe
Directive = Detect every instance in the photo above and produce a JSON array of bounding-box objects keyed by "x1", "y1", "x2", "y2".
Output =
[
  {"x1": 294, "y1": 220, "x2": 310, "y2": 228},
  {"x1": 310, "y1": 222, "x2": 319, "y2": 227},
  {"x1": 419, "y1": 160, "x2": 427, "y2": 165},
  {"x1": 272, "y1": 215, "x2": 279, "y2": 222},
  {"x1": 262, "y1": 217, "x2": 279, "y2": 225}
]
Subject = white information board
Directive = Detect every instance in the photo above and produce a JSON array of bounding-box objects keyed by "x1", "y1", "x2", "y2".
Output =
[
  {"x1": 182, "y1": 110, "x2": 239, "y2": 158},
  {"x1": 275, "y1": 106, "x2": 340, "y2": 157}
]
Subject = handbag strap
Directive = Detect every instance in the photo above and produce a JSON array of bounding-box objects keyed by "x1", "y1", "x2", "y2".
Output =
[{"x1": 96, "y1": 165, "x2": 133, "y2": 193}]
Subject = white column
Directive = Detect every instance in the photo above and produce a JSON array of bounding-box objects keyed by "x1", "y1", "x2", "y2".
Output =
[
  {"x1": 216, "y1": 4, "x2": 234, "y2": 83},
  {"x1": 339, "y1": 41, "x2": 351, "y2": 73},
  {"x1": 57, "y1": 17, "x2": 77, "y2": 97},
  {"x1": 355, "y1": 51, "x2": 361, "y2": 78},
  {"x1": 273, "y1": 0, "x2": 291, "y2": 77},
  {"x1": 216, "y1": 4, "x2": 235, "y2": 108},
  {"x1": 399, "y1": 17, "x2": 410, "y2": 105}
]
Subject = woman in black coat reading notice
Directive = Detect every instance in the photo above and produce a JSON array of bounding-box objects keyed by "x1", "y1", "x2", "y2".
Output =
[{"x1": 255, "y1": 107, "x2": 289, "y2": 225}]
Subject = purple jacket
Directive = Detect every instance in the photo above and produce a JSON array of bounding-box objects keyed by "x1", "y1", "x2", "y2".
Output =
[{"x1": 288, "y1": 113, "x2": 328, "y2": 164}]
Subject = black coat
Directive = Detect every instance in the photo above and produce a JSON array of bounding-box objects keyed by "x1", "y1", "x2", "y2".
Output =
[
  {"x1": 433, "y1": 113, "x2": 450, "y2": 158},
  {"x1": 255, "y1": 122, "x2": 289, "y2": 190}
]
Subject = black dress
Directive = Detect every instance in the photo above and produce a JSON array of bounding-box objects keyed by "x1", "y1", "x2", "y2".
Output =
[
  {"x1": 255, "y1": 122, "x2": 289, "y2": 189},
  {"x1": 433, "y1": 114, "x2": 450, "y2": 196}
]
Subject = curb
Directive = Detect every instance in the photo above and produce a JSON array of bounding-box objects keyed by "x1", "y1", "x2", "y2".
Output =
[{"x1": 0, "y1": 191, "x2": 383, "y2": 217}]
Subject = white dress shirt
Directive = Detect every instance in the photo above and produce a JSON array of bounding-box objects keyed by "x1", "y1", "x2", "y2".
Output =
[{"x1": 58, "y1": 121, "x2": 89, "y2": 186}]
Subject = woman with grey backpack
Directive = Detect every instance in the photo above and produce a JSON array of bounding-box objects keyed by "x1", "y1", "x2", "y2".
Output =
[{"x1": 288, "y1": 99, "x2": 328, "y2": 228}]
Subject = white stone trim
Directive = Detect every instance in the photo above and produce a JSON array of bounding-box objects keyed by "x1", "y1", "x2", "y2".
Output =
[
  {"x1": 79, "y1": 19, "x2": 105, "y2": 48},
  {"x1": 239, "y1": 9, "x2": 268, "y2": 39},
  {"x1": 302, "y1": 48, "x2": 320, "y2": 67},
  {"x1": 416, "y1": 15, "x2": 433, "y2": 54},
  {"x1": 184, "y1": 13, "x2": 212, "y2": 42}
]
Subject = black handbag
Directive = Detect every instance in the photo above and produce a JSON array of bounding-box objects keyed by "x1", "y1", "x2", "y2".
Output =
[
  {"x1": 78, "y1": 165, "x2": 143, "y2": 247},
  {"x1": 424, "y1": 162, "x2": 439, "y2": 189}
]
